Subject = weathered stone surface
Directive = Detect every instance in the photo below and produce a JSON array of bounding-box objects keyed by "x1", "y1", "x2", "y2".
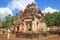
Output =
[
  {"x1": 0, "y1": 19, "x2": 2, "y2": 28},
  {"x1": 12, "y1": 2, "x2": 47, "y2": 34}
]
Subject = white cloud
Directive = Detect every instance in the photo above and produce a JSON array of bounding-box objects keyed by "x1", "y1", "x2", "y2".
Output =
[
  {"x1": 8, "y1": 0, "x2": 35, "y2": 10},
  {"x1": 42, "y1": 7, "x2": 59, "y2": 13},
  {"x1": 0, "y1": 8, "x2": 12, "y2": 20},
  {"x1": 0, "y1": 0, "x2": 35, "y2": 19}
]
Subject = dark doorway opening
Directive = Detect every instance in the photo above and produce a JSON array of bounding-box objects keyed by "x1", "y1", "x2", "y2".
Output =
[
  {"x1": 28, "y1": 22, "x2": 32, "y2": 31},
  {"x1": 17, "y1": 26, "x2": 19, "y2": 31}
]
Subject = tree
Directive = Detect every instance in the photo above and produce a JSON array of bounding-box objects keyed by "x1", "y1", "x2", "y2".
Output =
[
  {"x1": 45, "y1": 12, "x2": 60, "y2": 26},
  {"x1": 2, "y1": 14, "x2": 16, "y2": 27}
]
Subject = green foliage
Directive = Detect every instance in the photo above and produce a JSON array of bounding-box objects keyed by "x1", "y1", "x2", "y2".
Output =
[
  {"x1": 45, "y1": 12, "x2": 60, "y2": 26},
  {"x1": 2, "y1": 21, "x2": 8, "y2": 27},
  {"x1": 2, "y1": 14, "x2": 16, "y2": 27}
]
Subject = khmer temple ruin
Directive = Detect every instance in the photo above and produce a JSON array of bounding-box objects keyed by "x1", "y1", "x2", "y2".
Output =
[{"x1": 10, "y1": 3, "x2": 47, "y2": 38}]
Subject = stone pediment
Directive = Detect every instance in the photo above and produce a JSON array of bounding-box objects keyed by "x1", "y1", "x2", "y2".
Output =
[{"x1": 23, "y1": 13, "x2": 32, "y2": 19}]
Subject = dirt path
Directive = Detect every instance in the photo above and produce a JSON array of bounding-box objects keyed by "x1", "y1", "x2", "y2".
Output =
[{"x1": 0, "y1": 34, "x2": 60, "y2": 40}]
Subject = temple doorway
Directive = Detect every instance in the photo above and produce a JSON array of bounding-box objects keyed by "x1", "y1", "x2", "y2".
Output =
[
  {"x1": 26, "y1": 22, "x2": 32, "y2": 31},
  {"x1": 17, "y1": 26, "x2": 19, "y2": 31}
]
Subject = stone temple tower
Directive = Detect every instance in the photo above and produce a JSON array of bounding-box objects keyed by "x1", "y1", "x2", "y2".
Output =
[{"x1": 11, "y1": 2, "x2": 47, "y2": 35}]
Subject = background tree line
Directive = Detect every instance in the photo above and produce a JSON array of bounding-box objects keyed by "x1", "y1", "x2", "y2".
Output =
[
  {"x1": 45, "y1": 12, "x2": 60, "y2": 26},
  {"x1": 2, "y1": 14, "x2": 18, "y2": 28}
]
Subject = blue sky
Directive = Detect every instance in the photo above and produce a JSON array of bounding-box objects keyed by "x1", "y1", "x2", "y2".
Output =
[
  {"x1": 0, "y1": 0, "x2": 60, "y2": 10},
  {"x1": 35, "y1": 0, "x2": 60, "y2": 10},
  {"x1": 0, "y1": 0, "x2": 60, "y2": 19}
]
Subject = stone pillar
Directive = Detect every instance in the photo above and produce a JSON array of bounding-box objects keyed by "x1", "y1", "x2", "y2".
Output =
[
  {"x1": 37, "y1": 22, "x2": 40, "y2": 31},
  {"x1": 11, "y1": 26, "x2": 14, "y2": 31},
  {"x1": 47, "y1": 27, "x2": 50, "y2": 32},
  {"x1": 15, "y1": 26, "x2": 17, "y2": 31},
  {"x1": 0, "y1": 30, "x2": 2, "y2": 34},
  {"x1": 19, "y1": 24, "x2": 23, "y2": 31},
  {"x1": 35, "y1": 18, "x2": 38, "y2": 32},
  {"x1": 38, "y1": 22, "x2": 43, "y2": 32},
  {"x1": 32, "y1": 21, "x2": 35, "y2": 32},
  {"x1": 24, "y1": 22, "x2": 27, "y2": 32},
  {"x1": 32, "y1": 17, "x2": 37, "y2": 33},
  {"x1": 43, "y1": 23, "x2": 47, "y2": 32},
  {"x1": 7, "y1": 29, "x2": 11, "y2": 39}
]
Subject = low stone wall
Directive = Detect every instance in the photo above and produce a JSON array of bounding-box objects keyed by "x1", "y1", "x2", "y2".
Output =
[
  {"x1": 16, "y1": 32, "x2": 42, "y2": 38},
  {"x1": 0, "y1": 29, "x2": 7, "y2": 34}
]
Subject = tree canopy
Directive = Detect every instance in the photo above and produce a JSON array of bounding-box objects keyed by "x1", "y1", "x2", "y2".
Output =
[
  {"x1": 2, "y1": 14, "x2": 17, "y2": 27},
  {"x1": 45, "y1": 12, "x2": 60, "y2": 26}
]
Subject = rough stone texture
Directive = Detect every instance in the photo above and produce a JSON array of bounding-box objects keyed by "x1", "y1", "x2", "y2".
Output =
[
  {"x1": 11, "y1": 3, "x2": 47, "y2": 36},
  {"x1": 0, "y1": 19, "x2": 2, "y2": 28}
]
